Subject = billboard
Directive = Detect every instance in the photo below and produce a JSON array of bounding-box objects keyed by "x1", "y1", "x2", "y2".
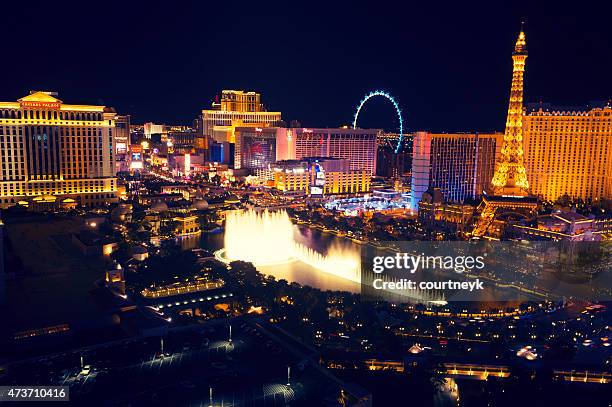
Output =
[
  {"x1": 310, "y1": 186, "x2": 323, "y2": 196},
  {"x1": 311, "y1": 164, "x2": 325, "y2": 197},
  {"x1": 241, "y1": 135, "x2": 276, "y2": 169},
  {"x1": 130, "y1": 145, "x2": 143, "y2": 169}
]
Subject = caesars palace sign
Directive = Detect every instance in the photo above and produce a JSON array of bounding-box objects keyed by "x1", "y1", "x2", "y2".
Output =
[{"x1": 19, "y1": 101, "x2": 62, "y2": 109}]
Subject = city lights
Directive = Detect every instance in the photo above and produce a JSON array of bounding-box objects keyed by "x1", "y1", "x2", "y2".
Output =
[{"x1": 1, "y1": 11, "x2": 610, "y2": 407}]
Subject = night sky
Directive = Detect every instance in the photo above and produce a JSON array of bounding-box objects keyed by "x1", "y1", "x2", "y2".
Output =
[{"x1": 2, "y1": 0, "x2": 611, "y2": 133}]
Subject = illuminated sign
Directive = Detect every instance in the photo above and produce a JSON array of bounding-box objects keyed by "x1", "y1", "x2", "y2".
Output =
[
  {"x1": 311, "y1": 164, "x2": 325, "y2": 195},
  {"x1": 184, "y1": 153, "x2": 191, "y2": 176},
  {"x1": 130, "y1": 161, "x2": 143, "y2": 169},
  {"x1": 20, "y1": 101, "x2": 61, "y2": 109},
  {"x1": 131, "y1": 143, "x2": 143, "y2": 169},
  {"x1": 310, "y1": 186, "x2": 323, "y2": 196}
]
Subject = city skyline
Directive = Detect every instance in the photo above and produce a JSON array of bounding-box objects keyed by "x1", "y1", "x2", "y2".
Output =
[
  {"x1": 1, "y1": 1, "x2": 611, "y2": 132},
  {"x1": 1, "y1": 4, "x2": 611, "y2": 406}
]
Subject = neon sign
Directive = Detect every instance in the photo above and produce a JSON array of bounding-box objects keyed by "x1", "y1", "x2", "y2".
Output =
[{"x1": 20, "y1": 101, "x2": 61, "y2": 109}]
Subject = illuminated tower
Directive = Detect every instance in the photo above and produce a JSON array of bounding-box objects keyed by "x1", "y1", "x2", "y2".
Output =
[
  {"x1": 490, "y1": 27, "x2": 529, "y2": 195},
  {"x1": 472, "y1": 25, "x2": 537, "y2": 238}
]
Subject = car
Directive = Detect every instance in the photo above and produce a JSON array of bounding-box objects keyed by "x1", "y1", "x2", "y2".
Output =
[{"x1": 80, "y1": 365, "x2": 91, "y2": 376}]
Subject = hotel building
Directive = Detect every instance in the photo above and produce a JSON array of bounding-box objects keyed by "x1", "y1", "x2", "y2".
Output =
[
  {"x1": 234, "y1": 127, "x2": 279, "y2": 170},
  {"x1": 523, "y1": 103, "x2": 612, "y2": 202},
  {"x1": 418, "y1": 188, "x2": 475, "y2": 230},
  {"x1": 0, "y1": 91, "x2": 118, "y2": 208},
  {"x1": 411, "y1": 132, "x2": 503, "y2": 210},
  {"x1": 143, "y1": 122, "x2": 168, "y2": 141},
  {"x1": 235, "y1": 127, "x2": 379, "y2": 178},
  {"x1": 510, "y1": 210, "x2": 612, "y2": 241},
  {"x1": 272, "y1": 157, "x2": 370, "y2": 196},
  {"x1": 291, "y1": 128, "x2": 379, "y2": 176},
  {"x1": 114, "y1": 114, "x2": 131, "y2": 173},
  {"x1": 196, "y1": 90, "x2": 281, "y2": 149},
  {"x1": 168, "y1": 128, "x2": 197, "y2": 154}
]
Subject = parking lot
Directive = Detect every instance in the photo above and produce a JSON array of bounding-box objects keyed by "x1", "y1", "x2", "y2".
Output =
[{"x1": 0, "y1": 320, "x2": 345, "y2": 406}]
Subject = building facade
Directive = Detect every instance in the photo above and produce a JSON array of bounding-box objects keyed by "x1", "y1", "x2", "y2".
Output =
[
  {"x1": 196, "y1": 90, "x2": 281, "y2": 150},
  {"x1": 234, "y1": 126, "x2": 378, "y2": 177},
  {"x1": 411, "y1": 132, "x2": 503, "y2": 210},
  {"x1": 168, "y1": 128, "x2": 196, "y2": 154},
  {"x1": 523, "y1": 103, "x2": 612, "y2": 202},
  {"x1": 143, "y1": 122, "x2": 167, "y2": 141},
  {"x1": 418, "y1": 188, "x2": 475, "y2": 231},
  {"x1": 272, "y1": 157, "x2": 370, "y2": 195},
  {"x1": 510, "y1": 210, "x2": 611, "y2": 241},
  {"x1": 0, "y1": 91, "x2": 118, "y2": 208},
  {"x1": 218, "y1": 90, "x2": 263, "y2": 112},
  {"x1": 291, "y1": 128, "x2": 379, "y2": 176},
  {"x1": 114, "y1": 114, "x2": 130, "y2": 173},
  {"x1": 234, "y1": 127, "x2": 278, "y2": 170}
]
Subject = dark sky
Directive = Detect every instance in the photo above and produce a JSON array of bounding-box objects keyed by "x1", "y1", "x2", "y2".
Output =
[{"x1": 2, "y1": 0, "x2": 611, "y2": 132}]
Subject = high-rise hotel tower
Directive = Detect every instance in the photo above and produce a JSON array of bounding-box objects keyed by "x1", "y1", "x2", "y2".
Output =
[
  {"x1": 0, "y1": 91, "x2": 118, "y2": 209},
  {"x1": 196, "y1": 90, "x2": 282, "y2": 147},
  {"x1": 523, "y1": 102, "x2": 612, "y2": 202},
  {"x1": 410, "y1": 132, "x2": 503, "y2": 210}
]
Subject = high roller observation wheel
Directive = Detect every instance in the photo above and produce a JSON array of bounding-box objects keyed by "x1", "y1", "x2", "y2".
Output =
[{"x1": 352, "y1": 90, "x2": 404, "y2": 153}]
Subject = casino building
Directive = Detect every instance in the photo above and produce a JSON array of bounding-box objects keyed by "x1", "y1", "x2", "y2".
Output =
[
  {"x1": 523, "y1": 102, "x2": 612, "y2": 202},
  {"x1": 196, "y1": 90, "x2": 281, "y2": 150},
  {"x1": 234, "y1": 126, "x2": 279, "y2": 170},
  {"x1": 272, "y1": 157, "x2": 370, "y2": 196},
  {"x1": 410, "y1": 132, "x2": 504, "y2": 210},
  {"x1": 291, "y1": 128, "x2": 379, "y2": 176},
  {"x1": 235, "y1": 127, "x2": 379, "y2": 178},
  {"x1": 0, "y1": 91, "x2": 118, "y2": 209}
]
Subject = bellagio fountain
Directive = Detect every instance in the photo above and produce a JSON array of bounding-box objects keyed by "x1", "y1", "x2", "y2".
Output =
[
  {"x1": 215, "y1": 209, "x2": 445, "y2": 303},
  {"x1": 215, "y1": 209, "x2": 362, "y2": 284}
]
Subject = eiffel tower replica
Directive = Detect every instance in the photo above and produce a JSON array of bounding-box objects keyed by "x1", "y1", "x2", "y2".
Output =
[{"x1": 472, "y1": 25, "x2": 538, "y2": 238}]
